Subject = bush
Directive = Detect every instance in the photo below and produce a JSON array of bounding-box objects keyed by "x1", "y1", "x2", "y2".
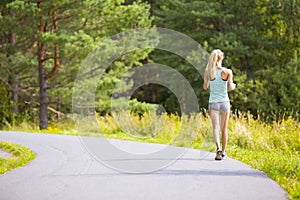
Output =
[{"x1": 96, "y1": 98, "x2": 158, "y2": 116}]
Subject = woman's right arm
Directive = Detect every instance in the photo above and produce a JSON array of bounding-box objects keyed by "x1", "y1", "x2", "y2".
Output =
[{"x1": 226, "y1": 69, "x2": 236, "y2": 91}]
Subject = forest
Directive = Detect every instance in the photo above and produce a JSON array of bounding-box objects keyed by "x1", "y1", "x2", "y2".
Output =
[{"x1": 0, "y1": 0, "x2": 299, "y2": 128}]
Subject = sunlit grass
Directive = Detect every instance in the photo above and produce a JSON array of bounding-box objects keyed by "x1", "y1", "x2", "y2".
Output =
[
  {"x1": 0, "y1": 141, "x2": 35, "y2": 174},
  {"x1": 228, "y1": 147, "x2": 299, "y2": 199}
]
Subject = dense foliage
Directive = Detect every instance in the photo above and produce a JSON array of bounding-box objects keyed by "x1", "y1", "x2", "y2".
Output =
[
  {"x1": 126, "y1": 0, "x2": 299, "y2": 120},
  {"x1": 0, "y1": 0, "x2": 153, "y2": 128},
  {"x1": 0, "y1": 0, "x2": 299, "y2": 124}
]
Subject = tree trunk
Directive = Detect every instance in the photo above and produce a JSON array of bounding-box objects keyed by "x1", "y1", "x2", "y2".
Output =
[
  {"x1": 10, "y1": 71, "x2": 19, "y2": 114},
  {"x1": 37, "y1": 0, "x2": 48, "y2": 130},
  {"x1": 36, "y1": 2, "x2": 61, "y2": 129},
  {"x1": 8, "y1": 33, "x2": 19, "y2": 114},
  {"x1": 38, "y1": 42, "x2": 48, "y2": 130}
]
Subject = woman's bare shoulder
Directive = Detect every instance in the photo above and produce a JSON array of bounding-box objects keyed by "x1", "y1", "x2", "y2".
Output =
[{"x1": 221, "y1": 67, "x2": 232, "y2": 75}]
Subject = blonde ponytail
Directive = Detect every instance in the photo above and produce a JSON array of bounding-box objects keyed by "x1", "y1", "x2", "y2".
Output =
[{"x1": 205, "y1": 49, "x2": 223, "y2": 80}]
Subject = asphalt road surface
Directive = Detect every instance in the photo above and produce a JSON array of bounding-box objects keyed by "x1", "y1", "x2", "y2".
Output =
[{"x1": 0, "y1": 131, "x2": 288, "y2": 200}]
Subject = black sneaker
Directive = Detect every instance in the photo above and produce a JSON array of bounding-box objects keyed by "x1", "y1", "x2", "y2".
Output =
[
  {"x1": 215, "y1": 148, "x2": 222, "y2": 160},
  {"x1": 221, "y1": 152, "x2": 226, "y2": 160}
]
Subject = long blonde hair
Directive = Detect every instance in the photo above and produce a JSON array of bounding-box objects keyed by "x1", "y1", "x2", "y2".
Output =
[{"x1": 205, "y1": 49, "x2": 224, "y2": 80}]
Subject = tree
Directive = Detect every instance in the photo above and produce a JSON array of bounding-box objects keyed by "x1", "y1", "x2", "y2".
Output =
[
  {"x1": 0, "y1": 0, "x2": 38, "y2": 124},
  {"x1": 0, "y1": 0, "x2": 153, "y2": 129}
]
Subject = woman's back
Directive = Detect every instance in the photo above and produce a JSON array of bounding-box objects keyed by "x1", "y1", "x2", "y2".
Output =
[{"x1": 209, "y1": 69, "x2": 229, "y2": 103}]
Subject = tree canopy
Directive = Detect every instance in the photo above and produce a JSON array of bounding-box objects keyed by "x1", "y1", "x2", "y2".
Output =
[{"x1": 0, "y1": 0, "x2": 299, "y2": 128}]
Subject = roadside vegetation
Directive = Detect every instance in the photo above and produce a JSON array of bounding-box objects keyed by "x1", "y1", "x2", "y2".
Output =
[
  {"x1": 0, "y1": 141, "x2": 35, "y2": 175},
  {"x1": 5, "y1": 111, "x2": 299, "y2": 199}
]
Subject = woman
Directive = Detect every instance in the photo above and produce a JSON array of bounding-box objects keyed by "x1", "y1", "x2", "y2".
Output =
[{"x1": 203, "y1": 49, "x2": 236, "y2": 160}]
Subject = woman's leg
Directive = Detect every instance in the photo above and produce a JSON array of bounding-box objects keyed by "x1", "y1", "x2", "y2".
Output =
[
  {"x1": 209, "y1": 110, "x2": 220, "y2": 149},
  {"x1": 220, "y1": 111, "x2": 230, "y2": 154}
]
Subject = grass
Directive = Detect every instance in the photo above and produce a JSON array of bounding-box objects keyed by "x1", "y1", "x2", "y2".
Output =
[
  {"x1": 227, "y1": 115, "x2": 300, "y2": 199},
  {"x1": 228, "y1": 147, "x2": 299, "y2": 199},
  {"x1": 4, "y1": 111, "x2": 300, "y2": 199},
  {"x1": 0, "y1": 141, "x2": 35, "y2": 175}
]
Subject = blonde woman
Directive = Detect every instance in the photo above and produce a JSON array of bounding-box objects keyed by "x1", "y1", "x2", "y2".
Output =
[{"x1": 203, "y1": 49, "x2": 236, "y2": 160}]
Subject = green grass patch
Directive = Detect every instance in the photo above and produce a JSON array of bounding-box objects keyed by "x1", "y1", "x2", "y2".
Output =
[
  {"x1": 229, "y1": 146, "x2": 299, "y2": 199},
  {"x1": 0, "y1": 141, "x2": 35, "y2": 175}
]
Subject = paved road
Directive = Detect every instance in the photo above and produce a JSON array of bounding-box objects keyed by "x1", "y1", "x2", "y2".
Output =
[{"x1": 0, "y1": 131, "x2": 287, "y2": 200}]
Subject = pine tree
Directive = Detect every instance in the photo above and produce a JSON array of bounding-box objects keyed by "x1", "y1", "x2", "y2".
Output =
[{"x1": 0, "y1": 0, "x2": 153, "y2": 129}]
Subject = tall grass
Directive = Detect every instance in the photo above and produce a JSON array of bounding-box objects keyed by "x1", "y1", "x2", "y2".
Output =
[
  {"x1": 4, "y1": 111, "x2": 300, "y2": 199},
  {"x1": 227, "y1": 114, "x2": 300, "y2": 199},
  {"x1": 96, "y1": 111, "x2": 210, "y2": 148}
]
